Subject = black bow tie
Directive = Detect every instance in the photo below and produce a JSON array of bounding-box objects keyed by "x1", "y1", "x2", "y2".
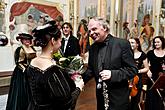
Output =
[
  {"x1": 63, "y1": 38, "x2": 68, "y2": 41},
  {"x1": 96, "y1": 36, "x2": 110, "y2": 47},
  {"x1": 96, "y1": 42, "x2": 106, "y2": 47}
]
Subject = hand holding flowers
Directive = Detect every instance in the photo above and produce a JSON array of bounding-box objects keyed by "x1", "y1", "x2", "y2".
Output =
[{"x1": 53, "y1": 52, "x2": 87, "y2": 83}]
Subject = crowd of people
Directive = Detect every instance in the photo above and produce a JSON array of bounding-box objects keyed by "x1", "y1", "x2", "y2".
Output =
[
  {"x1": 125, "y1": 14, "x2": 165, "y2": 110},
  {"x1": 6, "y1": 14, "x2": 165, "y2": 110},
  {"x1": 124, "y1": 14, "x2": 165, "y2": 110}
]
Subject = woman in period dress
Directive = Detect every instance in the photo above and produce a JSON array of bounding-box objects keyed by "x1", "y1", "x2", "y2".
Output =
[
  {"x1": 26, "y1": 20, "x2": 84, "y2": 110},
  {"x1": 129, "y1": 37, "x2": 149, "y2": 110},
  {"x1": 145, "y1": 36, "x2": 165, "y2": 110},
  {"x1": 6, "y1": 33, "x2": 36, "y2": 110}
]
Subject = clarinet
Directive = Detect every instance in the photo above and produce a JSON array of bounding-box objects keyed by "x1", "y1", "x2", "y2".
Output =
[{"x1": 97, "y1": 63, "x2": 110, "y2": 110}]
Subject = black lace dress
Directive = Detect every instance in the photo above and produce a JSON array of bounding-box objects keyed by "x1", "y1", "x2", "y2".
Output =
[{"x1": 26, "y1": 65, "x2": 81, "y2": 110}]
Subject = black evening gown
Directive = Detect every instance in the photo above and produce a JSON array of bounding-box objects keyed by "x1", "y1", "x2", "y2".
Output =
[
  {"x1": 130, "y1": 51, "x2": 147, "y2": 110},
  {"x1": 6, "y1": 46, "x2": 36, "y2": 110},
  {"x1": 145, "y1": 50, "x2": 165, "y2": 110},
  {"x1": 26, "y1": 65, "x2": 81, "y2": 110}
]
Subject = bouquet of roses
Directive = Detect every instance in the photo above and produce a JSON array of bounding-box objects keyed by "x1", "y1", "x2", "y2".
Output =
[{"x1": 53, "y1": 52, "x2": 86, "y2": 82}]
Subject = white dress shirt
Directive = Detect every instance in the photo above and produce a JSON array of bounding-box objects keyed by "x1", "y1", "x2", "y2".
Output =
[{"x1": 63, "y1": 35, "x2": 70, "y2": 53}]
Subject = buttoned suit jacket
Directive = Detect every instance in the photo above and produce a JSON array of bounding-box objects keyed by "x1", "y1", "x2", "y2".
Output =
[
  {"x1": 83, "y1": 34, "x2": 138, "y2": 110},
  {"x1": 61, "y1": 35, "x2": 80, "y2": 57}
]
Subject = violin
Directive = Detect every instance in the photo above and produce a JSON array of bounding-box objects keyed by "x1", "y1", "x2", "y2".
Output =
[{"x1": 129, "y1": 75, "x2": 139, "y2": 97}]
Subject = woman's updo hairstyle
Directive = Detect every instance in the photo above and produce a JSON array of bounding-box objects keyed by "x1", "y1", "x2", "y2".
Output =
[{"x1": 32, "y1": 20, "x2": 61, "y2": 48}]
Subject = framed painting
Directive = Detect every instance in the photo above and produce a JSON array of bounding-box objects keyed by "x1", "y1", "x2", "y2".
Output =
[{"x1": 79, "y1": 0, "x2": 98, "y2": 22}]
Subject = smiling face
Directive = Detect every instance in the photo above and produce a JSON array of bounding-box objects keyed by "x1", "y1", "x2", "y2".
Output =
[
  {"x1": 62, "y1": 24, "x2": 71, "y2": 37},
  {"x1": 21, "y1": 39, "x2": 32, "y2": 46},
  {"x1": 129, "y1": 38, "x2": 138, "y2": 51},
  {"x1": 154, "y1": 38, "x2": 162, "y2": 49},
  {"x1": 88, "y1": 19, "x2": 107, "y2": 43}
]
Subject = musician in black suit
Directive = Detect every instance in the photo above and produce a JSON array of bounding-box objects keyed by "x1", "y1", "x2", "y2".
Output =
[
  {"x1": 82, "y1": 17, "x2": 138, "y2": 110},
  {"x1": 61, "y1": 22, "x2": 80, "y2": 57}
]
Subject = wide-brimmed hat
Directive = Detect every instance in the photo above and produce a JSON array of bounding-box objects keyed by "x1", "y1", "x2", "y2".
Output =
[{"x1": 16, "y1": 33, "x2": 33, "y2": 41}]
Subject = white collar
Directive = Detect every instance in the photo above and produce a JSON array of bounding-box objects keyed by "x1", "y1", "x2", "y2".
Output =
[{"x1": 63, "y1": 35, "x2": 70, "y2": 40}]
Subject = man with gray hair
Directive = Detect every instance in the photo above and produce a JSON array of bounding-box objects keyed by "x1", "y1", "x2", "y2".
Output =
[{"x1": 82, "y1": 17, "x2": 138, "y2": 110}]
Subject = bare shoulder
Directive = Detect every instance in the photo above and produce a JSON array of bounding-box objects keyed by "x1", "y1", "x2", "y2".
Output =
[
  {"x1": 30, "y1": 57, "x2": 41, "y2": 66},
  {"x1": 30, "y1": 57, "x2": 54, "y2": 70}
]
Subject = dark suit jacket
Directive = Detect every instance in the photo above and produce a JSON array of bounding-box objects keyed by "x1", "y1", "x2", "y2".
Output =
[
  {"x1": 83, "y1": 34, "x2": 138, "y2": 110},
  {"x1": 61, "y1": 35, "x2": 80, "y2": 57}
]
